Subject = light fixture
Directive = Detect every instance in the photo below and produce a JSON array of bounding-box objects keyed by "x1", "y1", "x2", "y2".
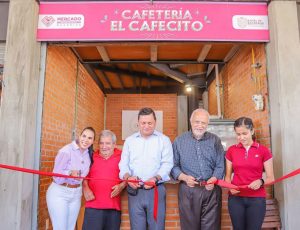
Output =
[{"x1": 185, "y1": 85, "x2": 192, "y2": 92}]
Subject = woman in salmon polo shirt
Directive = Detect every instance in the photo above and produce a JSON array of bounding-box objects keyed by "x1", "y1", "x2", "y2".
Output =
[
  {"x1": 225, "y1": 117, "x2": 274, "y2": 230},
  {"x1": 82, "y1": 130, "x2": 126, "y2": 230},
  {"x1": 46, "y1": 127, "x2": 96, "y2": 230}
]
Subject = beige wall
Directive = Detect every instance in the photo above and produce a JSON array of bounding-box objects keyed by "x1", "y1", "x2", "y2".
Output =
[
  {"x1": 267, "y1": 1, "x2": 300, "y2": 229},
  {"x1": 0, "y1": 0, "x2": 41, "y2": 229}
]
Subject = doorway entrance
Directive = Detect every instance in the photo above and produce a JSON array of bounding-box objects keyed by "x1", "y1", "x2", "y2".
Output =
[{"x1": 38, "y1": 41, "x2": 270, "y2": 230}]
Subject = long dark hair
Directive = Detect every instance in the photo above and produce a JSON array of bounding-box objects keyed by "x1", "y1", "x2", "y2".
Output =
[{"x1": 88, "y1": 145, "x2": 94, "y2": 165}]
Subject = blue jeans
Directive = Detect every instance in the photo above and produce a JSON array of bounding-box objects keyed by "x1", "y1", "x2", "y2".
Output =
[{"x1": 228, "y1": 195, "x2": 266, "y2": 230}]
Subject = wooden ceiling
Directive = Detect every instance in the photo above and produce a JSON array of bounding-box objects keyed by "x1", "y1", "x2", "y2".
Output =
[{"x1": 61, "y1": 42, "x2": 243, "y2": 94}]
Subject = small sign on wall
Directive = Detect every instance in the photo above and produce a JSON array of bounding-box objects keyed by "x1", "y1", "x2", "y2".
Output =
[{"x1": 122, "y1": 110, "x2": 163, "y2": 140}]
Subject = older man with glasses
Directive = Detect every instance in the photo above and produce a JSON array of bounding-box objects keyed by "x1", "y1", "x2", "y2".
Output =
[{"x1": 171, "y1": 108, "x2": 225, "y2": 230}]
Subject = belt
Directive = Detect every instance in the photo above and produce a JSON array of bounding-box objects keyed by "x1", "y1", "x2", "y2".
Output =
[
  {"x1": 195, "y1": 177, "x2": 208, "y2": 186},
  {"x1": 56, "y1": 182, "x2": 81, "y2": 188},
  {"x1": 197, "y1": 180, "x2": 207, "y2": 186},
  {"x1": 182, "y1": 180, "x2": 207, "y2": 186}
]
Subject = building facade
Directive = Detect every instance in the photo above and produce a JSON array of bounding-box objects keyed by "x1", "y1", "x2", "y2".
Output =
[{"x1": 0, "y1": 0, "x2": 300, "y2": 229}]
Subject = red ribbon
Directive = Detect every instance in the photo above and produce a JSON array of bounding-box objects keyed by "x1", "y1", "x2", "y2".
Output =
[
  {"x1": 153, "y1": 184, "x2": 158, "y2": 221},
  {"x1": 197, "y1": 167, "x2": 300, "y2": 190},
  {"x1": 0, "y1": 163, "x2": 158, "y2": 221},
  {"x1": 2, "y1": 163, "x2": 300, "y2": 222}
]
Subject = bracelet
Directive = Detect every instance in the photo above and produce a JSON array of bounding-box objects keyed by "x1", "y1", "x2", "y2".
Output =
[{"x1": 260, "y1": 178, "x2": 265, "y2": 186}]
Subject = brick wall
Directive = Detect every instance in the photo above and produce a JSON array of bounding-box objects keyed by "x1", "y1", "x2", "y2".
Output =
[
  {"x1": 38, "y1": 45, "x2": 105, "y2": 229},
  {"x1": 105, "y1": 94, "x2": 179, "y2": 229},
  {"x1": 208, "y1": 79, "x2": 218, "y2": 116},
  {"x1": 208, "y1": 44, "x2": 270, "y2": 146},
  {"x1": 223, "y1": 44, "x2": 270, "y2": 147},
  {"x1": 106, "y1": 94, "x2": 178, "y2": 145},
  {"x1": 208, "y1": 44, "x2": 272, "y2": 229}
]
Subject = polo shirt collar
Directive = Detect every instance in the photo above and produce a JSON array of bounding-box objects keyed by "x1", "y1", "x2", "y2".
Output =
[{"x1": 236, "y1": 141, "x2": 259, "y2": 149}]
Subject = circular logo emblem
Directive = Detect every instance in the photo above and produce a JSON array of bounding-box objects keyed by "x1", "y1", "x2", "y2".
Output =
[{"x1": 237, "y1": 17, "x2": 248, "y2": 28}]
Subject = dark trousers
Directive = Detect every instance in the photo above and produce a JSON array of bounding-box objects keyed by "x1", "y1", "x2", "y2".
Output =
[
  {"x1": 128, "y1": 184, "x2": 166, "y2": 230},
  {"x1": 178, "y1": 182, "x2": 222, "y2": 230},
  {"x1": 82, "y1": 208, "x2": 121, "y2": 230},
  {"x1": 228, "y1": 195, "x2": 266, "y2": 230}
]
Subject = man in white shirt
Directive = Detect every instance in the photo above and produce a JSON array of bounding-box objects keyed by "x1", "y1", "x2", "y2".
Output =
[{"x1": 119, "y1": 107, "x2": 173, "y2": 230}]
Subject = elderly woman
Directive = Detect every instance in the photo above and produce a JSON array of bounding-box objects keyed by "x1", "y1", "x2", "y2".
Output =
[
  {"x1": 46, "y1": 127, "x2": 96, "y2": 230},
  {"x1": 225, "y1": 117, "x2": 274, "y2": 230}
]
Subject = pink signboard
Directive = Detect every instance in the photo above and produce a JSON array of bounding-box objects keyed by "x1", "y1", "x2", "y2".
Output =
[{"x1": 37, "y1": 1, "x2": 269, "y2": 42}]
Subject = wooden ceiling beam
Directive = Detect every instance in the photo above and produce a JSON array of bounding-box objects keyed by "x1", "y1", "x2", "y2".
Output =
[
  {"x1": 223, "y1": 45, "x2": 240, "y2": 62},
  {"x1": 149, "y1": 63, "x2": 188, "y2": 83},
  {"x1": 147, "y1": 71, "x2": 152, "y2": 88},
  {"x1": 116, "y1": 73, "x2": 124, "y2": 89},
  {"x1": 169, "y1": 64, "x2": 187, "y2": 69},
  {"x1": 139, "y1": 77, "x2": 142, "y2": 89},
  {"x1": 83, "y1": 64, "x2": 106, "y2": 94},
  {"x1": 83, "y1": 59, "x2": 225, "y2": 64},
  {"x1": 197, "y1": 44, "x2": 212, "y2": 62},
  {"x1": 96, "y1": 46, "x2": 110, "y2": 62},
  {"x1": 150, "y1": 45, "x2": 158, "y2": 62},
  {"x1": 187, "y1": 71, "x2": 207, "y2": 78},
  {"x1": 128, "y1": 63, "x2": 137, "y2": 89},
  {"x1": 99, "y1": 70, "x2": 112, "y2": 90},
  {"x1": 104, "y1": 85, "x2": 185, "y2": 94},
  {"x1": 93, "y1": 64, "x2": 173, "y2": 83}
]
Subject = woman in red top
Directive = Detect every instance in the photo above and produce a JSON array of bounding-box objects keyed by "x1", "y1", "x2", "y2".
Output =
[{"x1": 225, "y1": 117, "x2": 274, "y2": 230}]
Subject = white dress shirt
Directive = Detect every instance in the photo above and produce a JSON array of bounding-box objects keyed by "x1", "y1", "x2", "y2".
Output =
[{"x1": 119, "y1": 130, "x2": 173, "y2": 182}]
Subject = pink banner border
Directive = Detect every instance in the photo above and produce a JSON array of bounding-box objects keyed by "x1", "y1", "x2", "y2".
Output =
[{"x1": 37, "y1": 1, "x2": 270, "y2": 42}]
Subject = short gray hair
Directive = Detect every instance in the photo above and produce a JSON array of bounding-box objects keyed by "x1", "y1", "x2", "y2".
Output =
[
  {"x1": 190, "y1": 108, "x2": 210, "y2": 122},
  {"x1": 98, "y1": 130, "x2": 117, "y2": 144}
]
